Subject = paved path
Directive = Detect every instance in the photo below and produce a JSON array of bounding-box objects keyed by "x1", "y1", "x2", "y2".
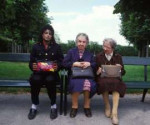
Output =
[{"x1": 0, "y1": 93, "x2": 150, "y2": 125}]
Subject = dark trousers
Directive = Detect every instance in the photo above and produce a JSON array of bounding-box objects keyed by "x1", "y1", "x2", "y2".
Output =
[{"x1": 29, "y1": 73, "x2": 56, "y2": 105}]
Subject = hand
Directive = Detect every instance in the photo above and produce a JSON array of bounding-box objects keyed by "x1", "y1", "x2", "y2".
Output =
[
  {"x1": 116, "y1": 64, "x2": 122, "y2": 68},
  {"x1": 81, "y1": 62, "x2": 90, "y2": 68},
  {"x1": 53, "y1": 63, "x2": 58, "y2": 70},
  {"x1": 73, "y1": 62, "x2": 82, "y2": 67},
  {"x1": 97, "y1": 67, "x2": 102, "y2": 75},
  {"x1": 33, "y1": 63, "x2": 37, "y2": 71}
]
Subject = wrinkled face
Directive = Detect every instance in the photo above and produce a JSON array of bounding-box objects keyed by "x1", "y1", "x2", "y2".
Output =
[
  {"x1": 76, "y1": 35, "x2": 88, "y2": 51},
  {"x1": 103, "y1": 41, "x2": 113, "y2": 54},
  {"x1": 42, "y1": 29, "x2": 52, "y2": 42}
]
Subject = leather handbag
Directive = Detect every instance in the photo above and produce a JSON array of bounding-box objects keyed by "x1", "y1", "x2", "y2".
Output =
[
  {"x1": 71, "y1": 66, "x2": 94, "y2": 78},
  {"x1": 101, "y1": 65, "x2": 121, "y2": 78}
]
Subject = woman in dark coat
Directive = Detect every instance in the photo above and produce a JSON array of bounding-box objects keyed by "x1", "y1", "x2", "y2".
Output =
[
  {"x1": 63, "y1": 33, "x2": 96, "y2": 118},
  {"x1": 96, "y1": 38, "x2": 126, "y2": 125}
]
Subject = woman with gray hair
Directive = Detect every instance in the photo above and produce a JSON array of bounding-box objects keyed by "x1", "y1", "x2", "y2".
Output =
[
  {"x1": 96, "y1": 38, "x2": 126, "y2": 125},
  {"x1": 63, "y1": 33, "x2": 96, "y2": 118}
]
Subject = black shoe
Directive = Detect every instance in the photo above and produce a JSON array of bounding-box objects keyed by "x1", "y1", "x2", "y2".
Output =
[
  {"x1": 28, "y1": 108, "x2": 37, "y2": 120},
  {"x1": 50, "y1": 108, "x2": 58, "y2": 119},
  {"x1": 84, "y1": 108, "x2": 92, "y2": 117},
  {"x1": 70, "y1": 108, "x2": 78, "y2": 118}
]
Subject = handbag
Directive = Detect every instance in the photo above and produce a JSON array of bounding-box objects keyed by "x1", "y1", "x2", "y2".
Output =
[
  {"x1": 36, "y1": 61, "x2": 57, "y2": 72},
  {"x1": 101, "y1": 65, "x2": 121, "y2": 78},
  {"x1": 71, "y1": 66, "x2": 94, "y2": 78}
]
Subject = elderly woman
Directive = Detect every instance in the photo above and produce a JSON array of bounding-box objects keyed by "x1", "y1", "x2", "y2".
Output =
[
  {"x1": 96, "y1": 38, "x2": 126, "y2": 125},
  {"x1": 63, "y1": 33, "x2": 96, "y2": 118}
]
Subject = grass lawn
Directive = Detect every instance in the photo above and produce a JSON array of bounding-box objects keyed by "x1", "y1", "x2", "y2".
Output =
[
  {"x1": 0, "y1": 61, "x2": 31, "y2": 93},
  {"x1": 123, "y1": 65, "x2": 150, "y2": 93},
  {"x1": 0, "y1": 61, "x2": 150, "y2": 93},
  {"x1": 0, "y1": 61, "x2": 31, "y2": 80},
  {"x1": 123, "y1": 65, "x2": 150, "y2": 81}
]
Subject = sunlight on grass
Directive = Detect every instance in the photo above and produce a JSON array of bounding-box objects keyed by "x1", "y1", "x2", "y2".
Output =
[{"x1": 0, "y1": 61, "x2": 31, "y2": 80}]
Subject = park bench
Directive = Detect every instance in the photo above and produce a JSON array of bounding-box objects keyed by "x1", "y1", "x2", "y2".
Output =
[
  {"x1": 63, "y1": 56, "x2": 150, "y2": 115},
  {"x1": 0, "y1": 53, "x2": 64, "y2": 115},
  {"x1": 123, "y1": 56, "x2": 150, "y2": 102}
]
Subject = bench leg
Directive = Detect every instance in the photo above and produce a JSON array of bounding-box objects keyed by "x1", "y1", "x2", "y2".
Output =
[
  {"x1": 64, "y1": 75, "x2": 68, "y2": 116},
  {"x1": 59, "y1": 76, "x2": 63, "y2": 115},
  {"x1": 141, "y1": 89, "x2": 148, "y2": 102}
]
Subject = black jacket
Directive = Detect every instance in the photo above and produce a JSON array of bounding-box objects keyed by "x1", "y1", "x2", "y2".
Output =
[{"x1": 29, "y1": 42, "x2": 64, "y2": 72}]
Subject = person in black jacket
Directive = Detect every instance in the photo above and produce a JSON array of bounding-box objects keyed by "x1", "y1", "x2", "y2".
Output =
[{"x1": 28, "y1": 24, "x2": 64, "y2": 120}]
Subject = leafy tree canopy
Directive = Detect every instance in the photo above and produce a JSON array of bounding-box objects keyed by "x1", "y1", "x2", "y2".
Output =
[{"x1": 113, "y1": 0, "x2": 150, "y2": 56}]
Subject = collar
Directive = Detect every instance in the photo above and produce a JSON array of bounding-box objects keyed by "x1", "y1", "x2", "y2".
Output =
[
  {"x1": 105, "y1": 52, "x2": 113, "y2": 57},
  {"x1": 105, "y1": 52, "x2": 113, "y2": 61}
]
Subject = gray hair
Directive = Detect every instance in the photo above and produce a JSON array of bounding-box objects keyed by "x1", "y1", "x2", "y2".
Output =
[
  {"x1": 75, "y1": 33, "x2": 89, "y2": 44},
  {"x1": 103, "y1": 38, "x2": 117, "y2": 49}
]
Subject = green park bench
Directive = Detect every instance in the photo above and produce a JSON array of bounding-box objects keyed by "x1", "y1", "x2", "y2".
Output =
[
  {"x1": 63, "y1": 56, "x2": 150, "y2": 115},
  {"x1": 0, "y1": 53, "x2": 64, "y2": 115},
  {"x1": 123, "y1": 57, "x2": 150, "y2": 101},
  {"x1": 1, "y1": 53, "x2": 150, "y2": 116}
]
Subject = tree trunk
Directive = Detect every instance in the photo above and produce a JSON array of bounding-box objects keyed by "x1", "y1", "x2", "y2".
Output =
[
  {"x1": 139, "y1": 44, "x2": 146, "y2": 57},
  {"x1": 26, "y1": 41, "x2": 29, "y2": 53},
  {"x1": 141, "y1": 45, "x2": 146, "y2": 57},
  {"x1": 146, "y1": 41, "x2": 149, "y2": 57}
]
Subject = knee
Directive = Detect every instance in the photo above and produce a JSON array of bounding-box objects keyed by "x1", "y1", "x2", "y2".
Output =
[
  {"x1": 45, "y1": 75, "x2": 55, "y2": 83},
  {"x1": 112, "y1": 91, "x2": 119, "y2": 96},
  {"x1": 30, "y1": 75, "x2": 42, "y2": 85}
]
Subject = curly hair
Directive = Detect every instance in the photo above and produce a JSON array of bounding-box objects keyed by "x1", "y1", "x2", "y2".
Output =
[{"x1": 38, "y1": 24, "x2": 56, "y2": 43}]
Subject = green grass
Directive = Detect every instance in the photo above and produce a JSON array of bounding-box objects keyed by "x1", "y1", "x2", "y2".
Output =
[
  {"x1": 0, "y1": 61, "x2": 31, "y2": 80},
  {"x1": 123, "y1": 65, "x2": 150, "y2": 93},
  {"x1": 123, "y1": 65, "x2": 150, "y2": 81},
  {"x1": 0, "y1": 87, "x2": 30, "y2": 94},
  {"x1": 0, "y1": 62, "x2": 150, "y2": 93},
  {"x1": 0, "y1": 62, "x2": 149, "y2": 81}
]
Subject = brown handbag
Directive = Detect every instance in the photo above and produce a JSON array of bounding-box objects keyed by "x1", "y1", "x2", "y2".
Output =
[{"x1": 101, "y1": 65, "x2": 121, "y2": 78}]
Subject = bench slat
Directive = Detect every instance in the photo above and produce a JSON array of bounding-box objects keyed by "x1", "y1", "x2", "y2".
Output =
[
  {"x1": 123, "y1": 56, "x2": 150, "y2": 65},
  {"x1": 0, "y1": 80, "x2": 30, "y2": 87},
  {"x1": 125, "y1": 81, "x2": 150, "y2": 89},
  {"x1": 0, "y1": 53, "x2": 30, "y2": 62},
  {"x1": 0, "y1": 80, "x2": 61, "y2": 88}
]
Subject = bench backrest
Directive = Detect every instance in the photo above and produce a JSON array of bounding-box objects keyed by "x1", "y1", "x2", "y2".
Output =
[
  {"x1": 0, "y1": 53, "x2": 30, "y2": 62},
  {"x1": 1, "y1": 54, "x2": 150, "y2": 64},
  {"x1": 123, "y1": 56, "x2": 150, "y2": 65},
  {"x1": 122, "y1": 56, "x2": 150, "y2": 82}
]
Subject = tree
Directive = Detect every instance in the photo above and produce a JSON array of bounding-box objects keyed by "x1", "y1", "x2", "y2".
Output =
[
  {"x1": 114, "y1": 0, "x2": 150, "y2": 57},
  {"x1": 0, "y1": 0, "x2": 51, "y2": 53}
]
